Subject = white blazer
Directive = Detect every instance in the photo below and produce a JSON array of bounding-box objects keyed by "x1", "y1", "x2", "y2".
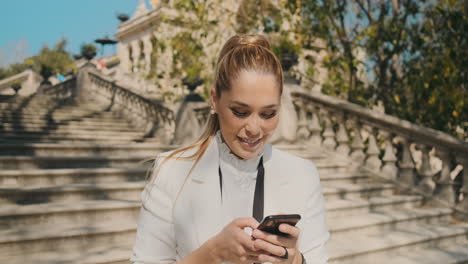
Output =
[{"x1": 131, "y1": 137, "x2": 330, "y2": 264}]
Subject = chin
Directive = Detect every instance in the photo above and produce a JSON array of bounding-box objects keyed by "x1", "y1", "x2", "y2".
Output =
[{"x1": 234, "y1": 136, "x2": 267, "y2": 160}]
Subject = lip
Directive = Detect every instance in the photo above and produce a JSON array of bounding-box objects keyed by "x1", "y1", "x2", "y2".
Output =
[{"x1": 238, "y1": 136, "x2": 262, "y2": 148}]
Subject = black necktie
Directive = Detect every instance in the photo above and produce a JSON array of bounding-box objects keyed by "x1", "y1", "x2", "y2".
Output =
[
  {"x1": 218, "y1": 157, "x2": 264, "y2": 222},
  {"x1": 253, "y1": 157, "x2": 264, "y2": 222}
]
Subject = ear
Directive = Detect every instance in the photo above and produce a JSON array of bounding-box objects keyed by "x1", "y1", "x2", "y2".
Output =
[{"x1": 210, "y1": 87, "x2": 218, "y2": 110}]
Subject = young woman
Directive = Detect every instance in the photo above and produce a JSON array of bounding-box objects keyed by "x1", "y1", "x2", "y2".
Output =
[{"x1": 131, "y1": 34, "x2": 329, "y2": 264}]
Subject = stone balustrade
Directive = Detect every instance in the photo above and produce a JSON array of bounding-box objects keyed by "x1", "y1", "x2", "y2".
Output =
[
  {"x1": 87, "y1": 71, "x2": 175, "y2": 141},
  {"x1": 41, "y1": 77, "x2": 76, "y2": 99},
  {"x1": 193, "y1": 105, "x2": 210, "y2": 128},
  {"x1": 291, "y1": 91, "x2": 468, "y2": 220}
]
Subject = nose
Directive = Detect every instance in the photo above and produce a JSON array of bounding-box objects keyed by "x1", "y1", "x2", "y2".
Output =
[{"x1": 245, "y1": 115, "x2": 261, "y2": 137}]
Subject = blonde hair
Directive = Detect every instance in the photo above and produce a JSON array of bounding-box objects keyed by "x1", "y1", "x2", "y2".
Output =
[{"x1": 147, "y1": 34, "x2": 283, "y2": 188}]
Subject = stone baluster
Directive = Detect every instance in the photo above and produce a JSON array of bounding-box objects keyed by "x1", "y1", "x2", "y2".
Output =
[
  {"x1": 431, "y1": 149, "x2": 456, "y2": 205},
  {"x1": 349, "y1": 119, "x2": 366, "y2": 166},
  {"x1": 321, "y1": 110, "x2": 337, "y2": 150},
  {"x1": 295, "y1": 99, "x2": 310, "y2": 142},
  {"x1": 380, "y1": 131, "x2": 398, "y2": 180},
  {"x1": 455, "y1": 155, "x2": 468, "y2": 221},
  {"x1": 398, "y1": 138, "x2": 416, "y2": 193},
  {"x1": 416, "y1": 144, "x2": 436, "y2": 195},
  {"x1": 335, "y1": 112, "x2": 350, "y2": 156},
  {"x1": 307, "y1": 105, "x2": 322, "y2": 146},
  {"x1": 364, "y1": 126, "x2": 382, "y2": 172}
]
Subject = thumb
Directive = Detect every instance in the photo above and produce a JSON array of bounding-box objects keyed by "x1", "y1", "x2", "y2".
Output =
[{"x1": 234, "y1": 217, "x2": 260, "y2": 229}]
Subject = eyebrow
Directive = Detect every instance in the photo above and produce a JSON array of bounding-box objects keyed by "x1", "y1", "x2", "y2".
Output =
[{"x1": 231, "y1": 100, "x2": 278, "y2": 109}]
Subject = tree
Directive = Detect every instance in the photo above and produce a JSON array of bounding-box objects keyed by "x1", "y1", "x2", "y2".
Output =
[
  {"x1": 0, "y1": 39, "x2": 76, "y2": 82},
  {"x1": 80, "y1": 43, "x2": 97, "y2": 61},
  {"x1": 288, "y1": 0, "x2": 465, "y2": 137}
]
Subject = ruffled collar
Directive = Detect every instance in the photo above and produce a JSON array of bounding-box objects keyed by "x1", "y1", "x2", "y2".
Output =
[{"x1": 215, "y1": 130, "x2": 263, "y2": 173}]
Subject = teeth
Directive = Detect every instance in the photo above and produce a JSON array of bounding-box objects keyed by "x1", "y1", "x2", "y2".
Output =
[{"x1": 240, "y1": 138, "x2": 260, "y2": 144}]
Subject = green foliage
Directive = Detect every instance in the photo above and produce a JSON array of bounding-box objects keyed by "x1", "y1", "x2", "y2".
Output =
[
  {"x1": 400, "y1": 0, "x2": 467, "y2": 135},
  {"x1": 170, "y1": 32, "x2": 204, "y2": 83},
  {"x1": 271, "y1": 36, "x2": 301, "y2": 60},
  {"x1": 0, "y1": 38, "x2": 75, "y2": 81},
  {"x1": 80, "y1": 43, "x2": 97, "y2": 60},
  {"x1": 291, "y1": 0, "x2": 465, "y2": 137}
]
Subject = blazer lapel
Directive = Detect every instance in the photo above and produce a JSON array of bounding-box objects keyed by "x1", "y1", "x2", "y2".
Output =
[{"x1": 190, "y1": 138, "x2": 224, "y2": 246}]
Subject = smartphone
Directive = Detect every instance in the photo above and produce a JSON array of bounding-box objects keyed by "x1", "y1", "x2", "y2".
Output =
[{"x1": 257, "y1": 214, "x2": 301, "y2": 236}]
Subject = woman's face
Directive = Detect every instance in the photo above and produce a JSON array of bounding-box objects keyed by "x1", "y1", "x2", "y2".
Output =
[{"x1": 211, "y1": 70, "x2": 281, "y2": 160}]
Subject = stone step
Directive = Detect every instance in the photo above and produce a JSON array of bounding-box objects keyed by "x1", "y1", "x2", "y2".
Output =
[
  {"x1": 322, "y1": 183, "x2": 396, "y2": 202},
  {"x1": 328, "y1": 223, "x2": 468, "y2": 264},
  {"x1": 0, "y1": 181, "x2": 145, "y2": 205},
  {"x1": 325, "y1": 195, "x2": 424, "y2": 218},
  {"x1": 0, "y1": 154, "x2": 341, "y2": 170},
  {"x1": 0, "y1": 155, "x2": 150, "y2": 170},
  {"x1": 0, "y1": 120, "x2": 136, "y2": 131},
  {"x1": 328, "y1": 207, "x2": 453, "y2": 237},
  {"x1": 1, "y1": 106, "x2": 124, "y2": 116},
  {"x1": 0, "y1": 142, "x2": 171, "y2": 157},
  {"x1": 0, "y1": 167, "x2": 149, "y2": 188},
  {"x1": 0, "y1": 129, "x2": 145, "y2": 138},
  {"x1": 0, "y1": 200, "x2": 140, "y2": 230},
  {"x1": 0, "y1": 134, "x2": 147, "y2": 144},
  {"x1": 1, "y1": 109, "x2": 116, "y2": 118},
  {"x1": 1, "y1": 122, "x2": 137, "y2": 132},
  {"x1": 0, "y1": 246, "x2": 132, "y2": 264},
  {"x1": 348, "y1": 243, "x2": 468, "y2": 264},
  {"x1": 1, "y1": 116, "x2": 133, "y2": 126},
  {"x1": 319, "y1": 172, "x2": 372, "y2": 184},
  {"x1": 0, "y1": 221, "x2": 135, "y2": 258}
]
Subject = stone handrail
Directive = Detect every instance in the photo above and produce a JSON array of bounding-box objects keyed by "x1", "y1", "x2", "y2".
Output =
[
  {"x1": 41, "y1": 77, "x2": 76, "y2": 99},
  {"x1": 87, "y1": 71, "x2": 175, "y2": 141},
  {"x1": 291, "y1": 91, "x2": 468, "y2": 220}
]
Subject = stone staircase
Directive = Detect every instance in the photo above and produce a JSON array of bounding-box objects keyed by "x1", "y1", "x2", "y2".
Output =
[
  {"x1": 283, "y1": 146, "x2": 468, "y2": 264},
  {"x1": 1, "y1": 95, "x2": 468, "y2": 263}
]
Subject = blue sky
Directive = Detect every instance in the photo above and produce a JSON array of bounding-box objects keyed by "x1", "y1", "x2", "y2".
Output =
[{"x1": 0, "y1": 0, "x2": 143, "y2": 66}]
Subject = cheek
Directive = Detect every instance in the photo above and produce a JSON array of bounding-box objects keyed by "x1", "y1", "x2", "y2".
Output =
[
  {"x1": 218, "y1": 110, "x2": 243, "y2": 131},
  {"x1": 263, "y1": 116, "x2": 279, "y2": 132}
]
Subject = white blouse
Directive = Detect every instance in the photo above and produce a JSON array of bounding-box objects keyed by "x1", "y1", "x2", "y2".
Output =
[{"x1": 215, "y1": 131, "x2": 263, "y2": 223}]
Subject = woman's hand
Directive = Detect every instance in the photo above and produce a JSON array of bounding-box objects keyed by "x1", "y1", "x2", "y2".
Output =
[
  {"x1": 251, "y1": 223, "x2": 301, "y2": 264},
  {"x1": 208, "y1": 217, "x2": 267, "y2": 264}
]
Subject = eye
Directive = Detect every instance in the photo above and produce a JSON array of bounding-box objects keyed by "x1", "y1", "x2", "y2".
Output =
[
  {"x1": 231, "y1": 108, "x2": 248, "y2": 117},
  {"x1": 261, "y1": 111, "x2": 277, "y2": 119}
]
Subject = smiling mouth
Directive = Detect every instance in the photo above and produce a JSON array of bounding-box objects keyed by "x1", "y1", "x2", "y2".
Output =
[{"x1": 238, "y1": 136, "x2": 262, "y2": 146}]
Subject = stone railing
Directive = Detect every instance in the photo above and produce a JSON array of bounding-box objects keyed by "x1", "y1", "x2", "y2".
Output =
[
  {"x1": 40, "y1": 77, "x2": 76, "y2": 99},
  {"x1": 291, "y1": 91, "x2": 468, "y2": 220},
  {"x1": 87, "y1": 71, "x2": 175, "y2": 141},
  {"x1": 193, "y1": 105, "x2": 210, "y2": 128}
]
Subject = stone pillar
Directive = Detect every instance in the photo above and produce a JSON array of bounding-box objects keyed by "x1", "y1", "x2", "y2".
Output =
[
  {"x1": 417, "y1": 145, "x2": 436, "y2": 195},
  {"x1": 321, "y1": 111, "x2": 336, "y2": 150},
  {"x1": 307, "y1": 105, "x2": 322, "y2": 147},
  {"x1": 381, "y1": 131, "x2": 398, "y2": 180},
  {"x1": 364, "y1": 126, "x2": 381, "y2": 172},
  {"x1": 431, "y1": 149, "x2": 457, "y2": 206},
  {"x1": 335, "y1": 112, "x2": 350, "y2": 156},
  {"x1": 143, "y1": 35, "x2": 152, "y2": 73},
  {"x1": 349, "y1": 119, "x2": 365, "y2": 166},
  {"x1": 455, "y1": 155, "x2": 468, "y2": 221},
  {"x1": 398, "y1": 138, "x2": 416, "y2": 193}
]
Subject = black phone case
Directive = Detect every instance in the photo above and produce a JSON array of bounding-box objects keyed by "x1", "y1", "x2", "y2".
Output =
[{"x1": 257, "y1": 214, "x2": 301, "y2": 236}]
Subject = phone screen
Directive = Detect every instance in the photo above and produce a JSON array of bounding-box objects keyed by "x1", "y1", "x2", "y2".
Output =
[{"x1": 257, "y1": 214, "x2": 301, "y2": 236}]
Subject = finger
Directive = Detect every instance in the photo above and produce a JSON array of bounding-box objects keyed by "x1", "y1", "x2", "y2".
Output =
[
  {"x1": 279, "y1": 223, "x2": 300, "y2": 238},
  {"x1": 257, "y1": 252, "x2": 285, "y2": 263},
  {"x1": 252, "y1": 229, "x2": 296, "y2": 248},
  {"x1": 253, "y1": 238, "x2": 288, "y2": 258},
  {"x1": 234, "y1": 217, "x2": 260, "y2": 229}
]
